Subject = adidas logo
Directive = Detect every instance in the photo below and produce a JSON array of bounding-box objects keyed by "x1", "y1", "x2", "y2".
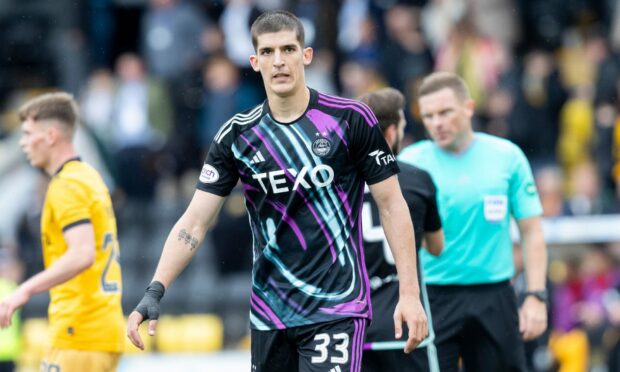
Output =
[
  {"x1": 329, "y1": 366, "x2": 342, "y2": 372},
  {"x1": 250, "y1": 151, "x2": 266, "y2": 165}
]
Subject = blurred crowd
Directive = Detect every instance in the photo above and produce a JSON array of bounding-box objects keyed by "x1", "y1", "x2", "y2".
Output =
[{"x1": 1, "y1": 0, "x2": 620, "y2": 370}]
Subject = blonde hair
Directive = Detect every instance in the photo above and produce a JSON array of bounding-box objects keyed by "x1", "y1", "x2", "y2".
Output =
[{"x1": 418, "y1": 72, "x2": 471, "y2": 101}]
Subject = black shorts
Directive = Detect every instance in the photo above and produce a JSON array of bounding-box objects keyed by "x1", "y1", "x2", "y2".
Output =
[
  {"x1": 362, "y1": 348, "x2": 433, "y2": 372},
  {"x1": 427, "y1": 280, "x2": 526, "y2": 372},
  {"x1": 251, "y1": 317, "x2": 367, "y2": 372},
  {"x1": 362, "y1": 282, "x2": 438, "y2": 372}
]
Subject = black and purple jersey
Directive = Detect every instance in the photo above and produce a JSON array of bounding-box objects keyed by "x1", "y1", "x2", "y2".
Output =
[{"x1": 197, "y1": 88, "x2": 399, "y2": 330}]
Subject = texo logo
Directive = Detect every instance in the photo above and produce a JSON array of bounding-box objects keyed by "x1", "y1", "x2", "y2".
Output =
[
  {"x1": 252, "y1": 165, "x2": 335, "y2": 194},
  {"x1": 368, "y1": 150, "x2": 395, "y2": 166}
]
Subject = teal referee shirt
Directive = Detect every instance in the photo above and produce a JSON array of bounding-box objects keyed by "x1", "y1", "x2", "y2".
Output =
[{"x1": 398, "y1": 133, "x2": 543, "y2": 285}]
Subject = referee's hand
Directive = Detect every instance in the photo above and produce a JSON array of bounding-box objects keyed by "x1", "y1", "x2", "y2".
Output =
[
  {"x1": 393, "y1": 295, "x2": 428, "y2": 353},
  {"x1": 519, "y1": 296, "x2": 547, "y2": 341}
]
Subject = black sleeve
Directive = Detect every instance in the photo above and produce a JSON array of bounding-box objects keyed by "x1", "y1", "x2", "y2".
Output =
[
  {"x1": 422, "y1": 170, "x2": 442, "y2": 232},
  {"x1": 348, "y1": 102, "x2": 399, "y2": 184},
  {"x1": 196, "y1": 137, "x2": 239, "y2": 197}
]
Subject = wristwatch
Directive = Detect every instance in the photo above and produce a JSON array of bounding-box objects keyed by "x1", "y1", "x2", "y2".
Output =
[{"x1": 524, "y1": 290, "x2": 548, "y2": 303}]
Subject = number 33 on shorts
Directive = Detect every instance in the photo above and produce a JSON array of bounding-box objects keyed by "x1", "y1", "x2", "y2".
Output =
[
  {"x1": 311, "y1": 333, "x2": 349, "y2": 364},
  {"x1": 302, "y1": 318, "x2": 366, "y2": 372}
]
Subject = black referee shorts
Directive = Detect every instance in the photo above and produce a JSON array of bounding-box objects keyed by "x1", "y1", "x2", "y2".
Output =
[
  {"x1": 251, "y1": 317, "x2": 367, "y2": 372},
  {"x1": 427, "y1": 280, "x2": 527, "y2": 372}
]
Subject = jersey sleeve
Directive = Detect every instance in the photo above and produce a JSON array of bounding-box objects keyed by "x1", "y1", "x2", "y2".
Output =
[
  {"x1": 196, "y1": 137, "x2": 239, "y2": 197},
  {"x1": 509, "y1": 145, "x2": 543, "y2": 220},
  {"x1": 422, "y1": 171, "x2": 442, "y2": 232},
  {"x1": 348, "y1": 103, "x2": 399, "y2": 184},
  {"x1": 48, "y1": 179, "x2": 92, "y2": 231}
]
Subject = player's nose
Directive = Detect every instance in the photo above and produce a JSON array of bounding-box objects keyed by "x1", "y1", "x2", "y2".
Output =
[{"x1": 273, "y1": 50, "x2": 284, "y2": 66}]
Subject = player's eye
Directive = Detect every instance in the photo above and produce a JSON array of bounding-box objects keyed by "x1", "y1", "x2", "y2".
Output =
[{"x1": 260, "y1": 49, "x2": 272, "y2": 55}]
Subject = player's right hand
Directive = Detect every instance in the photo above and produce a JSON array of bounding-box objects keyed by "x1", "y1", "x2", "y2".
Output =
[
  {"x1": 0, "y1": 288, "x2": 30, "y2": 328},
  {"x1": 127, "y1": 281, "x2": 165, "y2": 350},
  {"x1": 393, "y1": 294, "x2": 428, "y2": 353}
]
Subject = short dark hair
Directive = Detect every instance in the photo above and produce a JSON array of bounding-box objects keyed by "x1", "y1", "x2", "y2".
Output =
[
  {"x1": 250, "y1": 10, "x2": 305, "y2": 50},
  {"x1": 418, "y1": 72, "x2": 470, "y2": 101},
  {"x1": 18, "y1": 92, "x2": 79, "y2": 132},
  {"x1": 358, "y1": 88, "x2": 405, "y2": 133}
]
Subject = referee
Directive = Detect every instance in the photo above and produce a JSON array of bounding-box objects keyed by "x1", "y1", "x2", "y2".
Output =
[{"x1": 399, "y1": 72, "x2": 548, "y2": 371}]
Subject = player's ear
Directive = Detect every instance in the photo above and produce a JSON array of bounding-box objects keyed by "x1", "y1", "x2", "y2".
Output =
[
  {"x1": 463, "y1": 99, "x2": 476, "y2": 119},
  {"x1": 302, "y1": 47, "x2": 313, "y2": 66},
  {"x1": 385, "y1": 124, "x2": 397, "y2": 148},
  {"x1": 45, "y1": 124, "x2": 58, "y2": 145},
  {"x1": 249, "y1": 54, "x2": 260, "y2": 72}
]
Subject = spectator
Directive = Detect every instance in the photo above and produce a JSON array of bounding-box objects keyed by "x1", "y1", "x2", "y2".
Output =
[
  {"x1": 110, "y1": 53, "x2": 173, "y2": 202},
  {"x1": 197, "y1": 54, "x2": 262, "y2": 152},
  {"x1": 566, "y1": 161, "x2": 618, "y2": 215},
  {"x1": 507, "y1": 49, "x2": 567, "y2": 168},
  {"x1": 535, "y1": 166, "x2": 569, "y2": 217},
  {"x1": 141, "y1": 0, "x2": 208, "y2": 80}
]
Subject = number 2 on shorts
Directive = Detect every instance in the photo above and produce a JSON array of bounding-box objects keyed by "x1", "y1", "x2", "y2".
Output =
[{"x1": 311, "y1": 333, "x2": 349, "y2": 364}]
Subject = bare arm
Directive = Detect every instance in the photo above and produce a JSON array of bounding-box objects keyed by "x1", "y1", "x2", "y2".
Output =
[
  {"x1": 153, "y1": 190, "x2": 226, "y2": 289},
  {"x1": 517, "y1": 216, "x2": 548, "y2": 340},
  {"x1": 518, "y1": 216, "x2": 547, "y2": 292},
  {"x1": 423, "y1": 229, "x2": 444, "y2": 256},
  {"x1": 369, "y1": 175, "x2": 427, "y2": 352},
  {"x1": 0, "y1": 223, "x2": 96, "y2": 327},
  {"x1": 127, "y1": 189, "x2": 225, "y2": 349}
]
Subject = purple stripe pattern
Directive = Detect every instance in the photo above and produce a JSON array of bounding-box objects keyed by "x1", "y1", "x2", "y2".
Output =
[
  {"x1": 202, "y1": 89, "x2": 398, "y2": 330},
  {"x1": 306, "y1": 109, "x2": 349, "y2": 147},
  {"x1": 351, "y1": 318, "x2": 366, "y2": 372},
  {"x1": 318, "y1": 93, "x2": 378, "y2": 127},
  {"x1": 356, "y1": 182, "x2": 373, "y2": 320},
  {"x1": 264, "y1": 199, "x2": 307, "y2": 250},
  {"x1": 239, "y1": 133, "x2": 258, "y2": 152},
  {"x1": 250, "y1": 293, "x2": 285, "y2": 330},
  {"x1": 251, "y1": 125, "x2": 338, "y2": 261},
  {"x1": 351, "y1": 319, "x2": 360, "y2": 372}
]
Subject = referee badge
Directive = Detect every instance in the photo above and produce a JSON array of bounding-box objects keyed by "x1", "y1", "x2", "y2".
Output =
[{"x1": 312, "y1": 137, "x2": 331, "y2": 157}]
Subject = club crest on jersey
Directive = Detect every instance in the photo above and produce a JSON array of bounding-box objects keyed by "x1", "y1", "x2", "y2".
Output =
[
  {"x1": 368, "y1": 149, "x2": 395, "y2": 166},
  {"x1": 312, "y1": 137, "x2": 332, "y2": 157},
  {"x1": 199, "y1": 164, "x2": 219, "y2": 183}
]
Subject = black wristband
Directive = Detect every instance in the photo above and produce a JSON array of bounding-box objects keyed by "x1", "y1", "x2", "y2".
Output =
[
  {"x1": 524, "y1": 290, "x2": 548, "y2": 303},
  {"x1": 145, "y1": 281, "x2": 165, "y2": 300},
  {"x1": 134, "y1": 281, "x2": 166, "y2": 321}
]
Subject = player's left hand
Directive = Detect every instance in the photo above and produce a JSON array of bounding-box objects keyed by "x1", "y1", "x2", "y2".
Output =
[
  {"x1": 0, "y1": 287, "x2": 30, "y2": 328},
  {"x1": 519, "y1": 296, "x2": 547, "y2": 341},
  {"x1": 393, "y1": 295, "x2": 428, "y2": 353}
]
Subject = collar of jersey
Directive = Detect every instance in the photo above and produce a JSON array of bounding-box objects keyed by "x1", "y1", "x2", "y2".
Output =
[
  {"x1": 54, "y1": 156, "x2": 82, "y2": 176},
  {"x1": 263, "y1": 87, "x2": 317, "y2": 125}
]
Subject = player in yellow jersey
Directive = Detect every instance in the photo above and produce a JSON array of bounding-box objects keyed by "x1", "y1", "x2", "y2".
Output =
[{"x1": 0, "y1": 92, "x2": 124, "y2": 372}]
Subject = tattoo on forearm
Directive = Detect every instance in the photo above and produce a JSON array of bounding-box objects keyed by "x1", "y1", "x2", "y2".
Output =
[{"x1": 178, "y1": 229, "x2": 199, "y2": 251}]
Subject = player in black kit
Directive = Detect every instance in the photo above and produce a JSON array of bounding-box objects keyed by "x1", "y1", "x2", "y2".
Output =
[
  {"x1": 128, "y1": 12, "x2": 428, "y2": 372},
  {"x1": 359, "y1": 88, "x2": 444, "y2": 372}
]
